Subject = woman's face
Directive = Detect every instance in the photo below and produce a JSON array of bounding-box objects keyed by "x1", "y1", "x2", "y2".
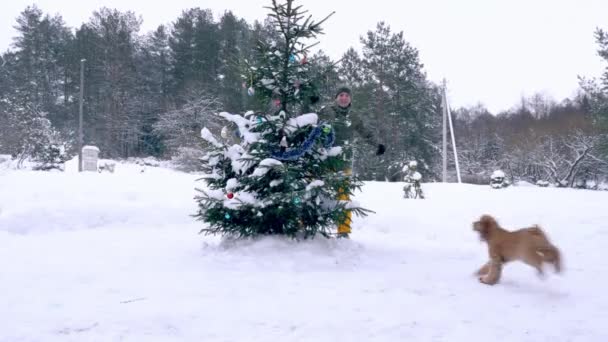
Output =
[{"x1": 336, "y1": 92, "x2": 351, "y2": 108}]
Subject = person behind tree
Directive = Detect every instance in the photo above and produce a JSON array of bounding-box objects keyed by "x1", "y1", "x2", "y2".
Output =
[{"x1": 318, "y1": 85, "x2": 385, "y2": 238}]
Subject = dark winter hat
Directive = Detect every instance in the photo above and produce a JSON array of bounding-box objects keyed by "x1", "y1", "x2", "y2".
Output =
[{"x1": 335, "y1": 86, "x2": 352, "y2": 98}]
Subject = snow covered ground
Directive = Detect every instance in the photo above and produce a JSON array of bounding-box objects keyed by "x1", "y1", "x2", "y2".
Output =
[{"x1": 1, "y1": 161, "x2": 607, "y2": 341}]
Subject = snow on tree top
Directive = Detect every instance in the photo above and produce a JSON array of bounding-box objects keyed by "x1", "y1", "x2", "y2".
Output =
[
  {"x1": 409, "y1": 161, "x2": 418, "y2": 168},
  {"x1": 285, "y1": 113, "x2": 319, "y2": 134},
  {"x1": 208, "y1": 155, "x2": 220, "y2": 167},
  {"x1": 219, "y1": 112, "x2": 260, "y2": 145},
  {"x1": 261, "y1": 78, "x2": 275, "y2": 86},
  {"x1": 345, "y1": 200, "x2": 361, "y2": 210},
  {"x1": 201, "y1": 171, "x2": 221, "y2": 180},
  {"x1": 225, "y1": 145, "x2": 248, "y2": 175},
  {"x1": 226, "y1": 178, "x2": 239, "y2": 191},
  {"x1": 491, "y1": 170, "x2": 505, "y2": 178},
  {"x1": 203, "y1": 188, "x2": 224, "y2": 201},
  {"x1": 326, "y1": 147, "x2": 342, "y2": 157},
  {"x1": 270, "y1": 179, "x2": 283, "y2": 187},
  {"x1": 200, "y1": 128, "x2": 222, "y2": 148},
  {"x1": 259, "y1": 158, "x2": 283, "y2": 167},
  {"x1": 251, "y1": 158, "x2": 283, "y2": 177},
  {"x1": 305, "y1": 180, "x2": 325, "y2": 191},
  {"x1": 224, "y1": 191, "x2": 268, "y2": 209}
]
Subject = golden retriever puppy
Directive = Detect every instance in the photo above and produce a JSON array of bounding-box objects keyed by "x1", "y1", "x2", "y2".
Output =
[{"x1": 473, "y1": 214, "x2": 562, "y2": 285}]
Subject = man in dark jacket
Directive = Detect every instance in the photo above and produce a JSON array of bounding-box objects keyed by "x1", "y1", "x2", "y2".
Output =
[{"x1": 318, "y1": 86, "x2": 385, "y2": 238}]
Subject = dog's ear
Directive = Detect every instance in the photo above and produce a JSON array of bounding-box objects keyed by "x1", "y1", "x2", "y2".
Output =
[
  {"x1": 473, "y1": 215, "x2": 496, "y2": 239},
  {"x1": 480, "y1": 215, "x2": 497, "y2": 229}
]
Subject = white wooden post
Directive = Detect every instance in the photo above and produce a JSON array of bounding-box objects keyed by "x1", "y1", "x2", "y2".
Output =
[{"x1": 81, "y1": 145, "x2": 99, "y2": 172}]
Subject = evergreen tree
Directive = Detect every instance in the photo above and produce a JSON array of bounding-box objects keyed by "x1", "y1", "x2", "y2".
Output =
[
  {"x1": 338, "y1": 48, "x2": 364, "y2": 87},
  {"x1": 136, "y1": 25, "x2": 174, "y2": 155},
  {"x1": 80, "y1": 8, "x2": 142, "y2": 157},
  {"x1": 169, "y1": 9, "x2": 197, "y2": 97},
  {"x1": 0, "y1": 13, "x2": 72, "y2": 167},
  {"x1": 346, "y1": 22, "x2": 441, "y2": 181},
  {"x1": 306, "y1": 50, "x2": 339, "y2": 111},
  {"x1": 169, "y1": 8, "x2": 221, "y2": 100},
  {"x1": 10, "y1": 6, "x2": 75, "y2": 131},
  {"x1": 0, "y1": 96, "x2": 69, "y2": 168},
  {"x1": 217, "y1": 11, "x2": 251, "y2": 113},
  {"x1": 194, "y1": 0, "x2": 370, "y2": 239},
  {"x1": 586, "y1": 28, "x2": 608, "y2": 156}
]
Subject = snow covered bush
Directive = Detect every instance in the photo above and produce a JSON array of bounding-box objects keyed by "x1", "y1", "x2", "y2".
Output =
[
  {"x1": 403, "y1": 160, "x2": 424, "y2": 199},
  {"x1": 536, "y1": 180, "x2": 550, "y2": 187},
  {"x1": 170, "y1": 147, "x2": 206, "y2": 172},
  {"x1": 0, "y1": 154, "x2": 12, "y2": 170},
  {"x1": 490, "y1": 170, "x2": 510, "y2": 189}
]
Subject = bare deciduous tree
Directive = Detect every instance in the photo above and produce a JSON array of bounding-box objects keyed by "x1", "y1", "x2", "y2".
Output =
[
  {"x1": 532, "y1": 131, "x2": 600, "y2": 187},
  {"x1": 153, "y1": 90, "x2": 223, "y2": 154}
]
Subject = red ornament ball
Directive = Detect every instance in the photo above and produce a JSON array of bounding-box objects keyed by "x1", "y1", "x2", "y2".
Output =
[{"x1": 227, "y1": 193, "x2": 234, "y2": 199}]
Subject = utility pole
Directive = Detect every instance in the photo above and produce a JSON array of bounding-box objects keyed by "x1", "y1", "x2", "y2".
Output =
[
  {"x1": 78, "y1": 59, "x2": 85, "y2": 172},
  {"x1": 442, "y1": 79, "x2": 462, "y2": 183},
  {"x1": 442, "y1": 79, "x2": 448, "y2": 182}
]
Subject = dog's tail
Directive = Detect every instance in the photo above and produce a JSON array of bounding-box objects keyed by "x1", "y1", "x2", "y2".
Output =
[{"x1": 528, "y1": 224, "x2": 547, "y2": 237}]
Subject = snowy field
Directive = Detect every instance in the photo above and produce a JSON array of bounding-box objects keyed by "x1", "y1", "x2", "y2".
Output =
[{"x1": 1, "y1": 161, "x2": 607, "y2": 342}]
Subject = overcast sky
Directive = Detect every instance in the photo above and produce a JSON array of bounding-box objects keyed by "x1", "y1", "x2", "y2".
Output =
[{"x1": 1, "y1": 0, "x2": 607, "y2": 113}]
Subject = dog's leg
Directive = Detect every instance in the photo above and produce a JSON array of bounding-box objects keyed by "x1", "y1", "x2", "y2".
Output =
[
  {"x1": 479, "y1": 248, "x2": 504, "y2": 285},
  {"x1": 552, "y1": 247, "x2": 562, "y2": 273},
  {"x1": 538, "y1": 245, "x2": 562, "y2": 273},
  {"x1": 475, "y1": 261, "x2": 491, "y2": 276},
  {"x1": 479, "y1": 259, "x2": 502, "y2": 285},
  {"x1": 524, "y1": 249, "x2": 545, "y2": 277}
]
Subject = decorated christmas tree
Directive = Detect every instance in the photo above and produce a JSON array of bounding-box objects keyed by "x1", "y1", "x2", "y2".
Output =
[{"x1": 194, "y1": 0, "x2": 371, "y2": 239}]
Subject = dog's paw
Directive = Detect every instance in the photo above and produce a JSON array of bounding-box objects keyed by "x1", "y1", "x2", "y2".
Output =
[
  {"x1": 474, "y1": 269, "x2": 487, "y2": 277},
  {"x1": 478, "y1": 276, "x2": 497, "y2": 286},
  {"x1": 536, "y1": 268, "x2": 546, "y2": 280}
]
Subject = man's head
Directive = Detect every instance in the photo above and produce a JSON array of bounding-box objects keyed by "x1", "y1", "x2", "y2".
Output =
[{"x1": 335, "y1": 86, "x2": 352, "y2": 108}]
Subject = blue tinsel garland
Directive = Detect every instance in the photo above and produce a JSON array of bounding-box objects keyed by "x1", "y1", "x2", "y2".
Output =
[{"x1": 271, "y1": 123, "x2": 335, "y2": 161}]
